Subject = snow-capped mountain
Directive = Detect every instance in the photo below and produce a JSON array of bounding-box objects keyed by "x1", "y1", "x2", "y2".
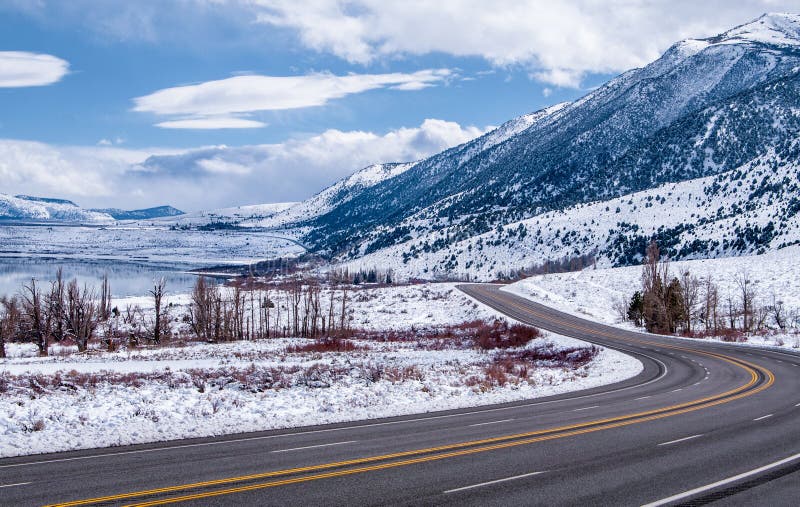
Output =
[
  {"x1": 0, "y1": 194, "x2": 184, "y2": 223},
  {"x1": 244, "y1": 162, "x2": 417, "y2": 229},
  {"x1": 250, "y1": 13, "x2": 800, "y2": 279},
  {"x1": 0, "y1": 194, "x2": 113, "y2": 222}
]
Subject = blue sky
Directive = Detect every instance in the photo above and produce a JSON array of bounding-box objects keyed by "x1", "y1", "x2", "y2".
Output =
[{"x1": 0, "y1": 1, "x2": 793, "y2": 211}]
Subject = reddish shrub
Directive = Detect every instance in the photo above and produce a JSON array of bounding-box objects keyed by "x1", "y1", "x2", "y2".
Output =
[
  {"x1": 474, "y1": 320, "x2": 541, "y2": 350},
  {"x1": 285, "y1": 338, "x2": 368, "y2": 353}
]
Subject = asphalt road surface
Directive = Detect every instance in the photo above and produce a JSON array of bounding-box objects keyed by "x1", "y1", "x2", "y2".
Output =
[{"x1": 1, "y1": 283, "x2": 798, "y2": 506}]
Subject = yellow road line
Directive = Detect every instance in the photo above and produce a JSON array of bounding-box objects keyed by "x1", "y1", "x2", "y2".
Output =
[
  {"x1": 47, "y1": 289, "x2": 775, "y2": 507},
  {"x1": 123, "y1": 359, "x2": 773, "y2": 506}
]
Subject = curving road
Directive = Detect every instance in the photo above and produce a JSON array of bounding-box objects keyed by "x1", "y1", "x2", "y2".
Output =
[{"x1": 1, "y1": 283, "x2": 799, "y2": 506}]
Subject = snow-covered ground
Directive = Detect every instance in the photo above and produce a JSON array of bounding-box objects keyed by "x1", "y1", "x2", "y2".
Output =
[
  {"x1": 0, "y1": 283, "x2": 641, "y2": 458},
  {"x1": 505, "y1": 248, "x2": 800, "y2": 351}
]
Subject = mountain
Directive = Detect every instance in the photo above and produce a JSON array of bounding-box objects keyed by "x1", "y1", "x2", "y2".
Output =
[
  {"x1": 90, "y1": 205, "x2": 184, "y2": 221},
  {"x1": 247, "y1": 162, "x2": 418, "y2": 229},
  {"x1": 0, "y1": 194, "x2": 184, "y2": 223},
  {"x1": 252, "y1": 13, "x2": 800, "y2": 279},
  {"x1": 150, "y1": 202, "x2": 296, "y2": 227},
  {"x1": 0, "y1": 194, "x2": 113, "y2": 222}
]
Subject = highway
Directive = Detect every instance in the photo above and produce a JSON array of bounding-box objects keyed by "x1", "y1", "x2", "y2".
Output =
[{"x1": 1, "y1": 283, "x2": 798, "y2": 506}]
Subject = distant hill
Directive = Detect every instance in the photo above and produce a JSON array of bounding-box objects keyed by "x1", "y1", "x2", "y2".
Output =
[
  {"x1": 0, "y1": 194, "x2": 183, "y2": 223},
  {"x1": 90, "y1": 205, "x2": 185, "y2": 221},
  {"x1": 0, "y1": 194, "x2": 112, "y2": 222}
]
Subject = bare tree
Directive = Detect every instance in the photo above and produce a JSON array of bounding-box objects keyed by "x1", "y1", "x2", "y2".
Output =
[
  {"x1": 339, "y1": 285, "x2": 349, "y2": 334},
  {"x1": 0, "y1": 296, "x2": 21, "y2": 358},
  {"x1": 20, "y1": 279, "x2": 47, "y2": 356},
  {"x1": 150, "y1": 278, "x2": 167, "y2": 344},
  {"x1": 725, "y1": 294, "x2": 738, "y2": 331},
  {"x1": 99, "y1": 274, "x2": 112, "y2": 321},
  {"x1": 64, "y1": 279, "x2": 99, "y2": 352},
  {"x1": 679, "y1": 270, "x2": 700, "y2": 334},
  {"x1": 770, "y1": 292, "x2": 787, "y2": 330},
  {"x1": 701, "y1": 275, "x2": 719, "y2": 334},
  {"x1": 47, "y1": 268, "x2": 66, "y2": 343},
  {"x1": 189, "y1": 276, "x2": 215, "y2": 342},
  {"x1": 735, "y1": 271, "x2": 756, "y2": 332}
]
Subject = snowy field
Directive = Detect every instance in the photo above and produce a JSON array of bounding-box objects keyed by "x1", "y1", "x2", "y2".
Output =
[
  {"x1": 0, "y1": 283, "x2": 641, "y2": 458},
  {"x1": 505, "y1": 248, "x2": 800, "y2": 351}
]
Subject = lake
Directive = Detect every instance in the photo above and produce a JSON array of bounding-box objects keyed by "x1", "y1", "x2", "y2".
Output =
[{"x1": 0, "y1": 257, "x2": 210, "y2": 299}]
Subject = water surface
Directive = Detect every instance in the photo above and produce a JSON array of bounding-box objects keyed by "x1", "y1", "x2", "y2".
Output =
[{"x1": 0, "y1": 257, "x2": 206, "y2": 299}]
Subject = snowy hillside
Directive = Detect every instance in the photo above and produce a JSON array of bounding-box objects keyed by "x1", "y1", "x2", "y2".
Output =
[
  {"x1": 0, "y1": 194, "x2": 113, "y2": 222},
  {"x1": 342, "y1": 148, "x2": 800, "y2": 280},
  {"x1": 149, "y1": 201, "x2": 297, "y2": 227},
  {"x1": 247, "y1": 162, "x2": 416, "y2": 229},
  {"x1": 0, "y1": 194, "x2": 185, "y2": 223}
]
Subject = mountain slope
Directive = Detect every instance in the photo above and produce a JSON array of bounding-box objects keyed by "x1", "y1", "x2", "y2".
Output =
[
  {"x1": 285, "y1": 13, "x2": 800, "y2": 268},
  {"x1": 343, "y1": 148, "x2": 800, "y2": 280},
  {"x1": 0, "y1": 195, "x2": 184, "y2": 223},
  {"x1": 0, "y1": 194, "x2": 113, "y2": 222}
]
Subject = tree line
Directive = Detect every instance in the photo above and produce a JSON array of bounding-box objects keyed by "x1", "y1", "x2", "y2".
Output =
[
  {"x1": 187, "y1": 275, "x2": 352, "y2": 342},
  {"x1": 0, "y1": 270, "x2": 355, "y2": 357}
]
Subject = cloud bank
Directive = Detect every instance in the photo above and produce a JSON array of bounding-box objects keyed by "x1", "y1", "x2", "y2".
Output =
[
  {"x1": 253, "y1": 0, "x2": 796, "y2": 87},
  {"x1": 0, "y1": 119, "x2": 488, "y2": 211}
]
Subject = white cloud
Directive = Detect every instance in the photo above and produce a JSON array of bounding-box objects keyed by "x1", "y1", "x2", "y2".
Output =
[
  {"x1": 155, "y1": 116, "x2": 267, "y2": 129},
  {"x1": 0, "y1": 119, "x2": 488, "y2": 211},
  {"x1": 0, "y1": 51, "x2": 69, "y2": 87},
  {"x1": 133, "y1": 69, "x2": 452, "y2": 128},
  {"x1": 532, "y1": 69, "x2": 584, "y2": 88},
  {"x1": 251, "y1": 0, "x2": 799, "y2": 87}
]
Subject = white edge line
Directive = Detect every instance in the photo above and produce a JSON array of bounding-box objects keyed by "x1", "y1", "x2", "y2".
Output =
[
  {"x1": 468, "y1": 419, "x2": 514, "y2": 427},
  {"x1": 0, "y1": 353, "x2": 670, "y2": 469},
  {"x1": 271, "y1": 440, "x2": 356, "y2": 454},
  {"x1": 657, "y1": 434, "x2": 703, "y2": 446},
  {"x1": 444, "y1": 471, "x2": 547, "y2": 494},
  {"x1": 0, "y1": 481, "x2": 31, "y2": 488},
  {"x1": 641, "y1": 452, "x2": 800, "y2": 506}
]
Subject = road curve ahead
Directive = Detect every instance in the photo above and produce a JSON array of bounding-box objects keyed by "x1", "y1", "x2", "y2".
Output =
[{"x1": 1, "y1": 283, "x2": 799, "y2": 506}]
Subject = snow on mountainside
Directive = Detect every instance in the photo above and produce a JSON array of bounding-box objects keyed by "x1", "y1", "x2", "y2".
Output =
[
  {"x1": 712, "y1": 12, "x2": 800, "y2": 46},
  {"x1": 247, "y1": 162, "x2": 417, "y2": 229},
  {"x1": 0, "y1": 194, "x2": 113, "y2": 222},
  {"x1": 254, "y1": 13, "x2": 800, "y2": 279},
  {"x1": 343, "y1": 149, "x2": 800, "y2": 280},
  {"x1": 150, "y1": 202, "x2": 297, "y2": 227},
  {"x1": 0, "y1": 195, "x2": 185, "y2": 223}
]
